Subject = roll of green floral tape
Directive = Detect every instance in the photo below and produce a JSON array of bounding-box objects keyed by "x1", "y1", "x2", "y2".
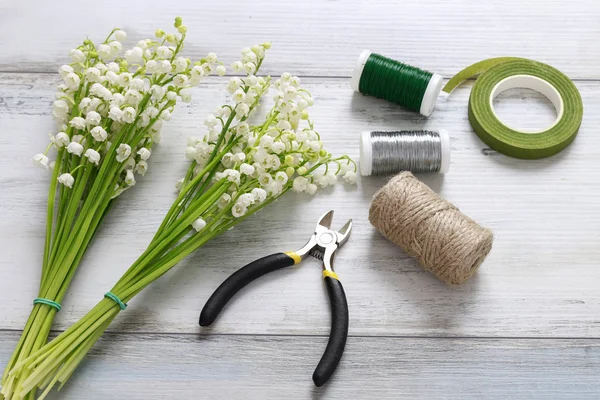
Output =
[{"x1": 442, "y1": 57, "x2": 583, "y2": 159}]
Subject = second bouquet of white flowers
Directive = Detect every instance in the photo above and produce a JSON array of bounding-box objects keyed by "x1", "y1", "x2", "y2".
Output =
[{"x1": 8, "y1": 44, "x2": 356, "y2": 399}]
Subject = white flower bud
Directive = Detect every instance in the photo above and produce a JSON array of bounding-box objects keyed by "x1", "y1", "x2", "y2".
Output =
[
  {"x1": 64, "y1": 72, "x2": 81, "y2": 90},
  {"x1": 69, "y1": 49, "x2": 86, "y2": 63},
  {"x1": 251, "y1": 188, "x2": 267, "y2": 202},
  {"x1": 107, "y1": 62, "x2": 120, "y2": 73},
  {"x1": 166, "y1": 90, "x2": 177, "y2": 101},
  {"x1": 32, "y1": 153, "x2": 49, "y2": 169},
  {"x1": 85, "y1": 111, "x2": 101, "y2": 126},
  {"x1": 124, "y1": 169, "x2": 135, "y2": 186},
  {"x1": 180, "y1": 89, "x2": 192, "y2": 103},
  {"x1": 231, "y1": 203, "x2": 247, "y2": 218},
  {"x1": 58, "y1": 173, "x2": 75, "y2": 188},
  {"x1": 121, "y1": 107, "x2": 137, "y2": 123},
  {"x1": 69, "y1": 117, "x2": 86, "y2": 130},
  {"x1": 292, "y1": 176, "x2": 308, "y2": 193},
  {"x1": 172, "y1": 57, "x2": 187, "y2": 73},
  {"x1": 240, "y1": 163, "x2": 255, "y2": 176},
  {"x1": 275, "y1": 171, "x2": 288, "y2": 185},
  {"x1": 66, "y1": 142, "x2": 84, "y2": 156},
  {"x1": 58, "y1": 65, "x2": 74, "y2": 78},
  {"x1": 159, "y1": 60, "x2": 172, "y2": 74},
  {"x1": 145, "y1": 60, "x2": 158, "y2": 74},
  {"x1": 90, "y1": 126, "x2": 107, "y2": 142},
  {"x1": 135, "y1": 160, "x2": 148, "y2": 176},
  {"x1": 343, "y1": 170, "x2": 357, "y2": 184},
  {"x1": 192, "y1": 217, "x2": 207, "y2": 232},
  {"x1": 137, "y1": 147, "x2": 151, "y2": 161},
  {"x1": 114, "y1": 30, "x2": 127, "y2": 42},
  {"x1": 116, "y1": 143, "x2": 132, "y2": 162},
  {"x1": 55, "y1": 132, "x2": 70, "y2": 147},
  {"x1": 108, "y1": 106, "x2": 123, "y2": 121},
  {"x1": 97, "y1": 44, "x2": 111, "y2": 60},
  {"x1": 52, "y1": 100, "x2": 69, "y2": 118},
  {"x1": 173, "y1": 74, "x2": 188, "y2": 87},
  {"x1": 84, "y1": 148, "x2": 101, "y2": 165},
  {"x1": 156, "y1": 46, "x2": 172, "y2": 59}
]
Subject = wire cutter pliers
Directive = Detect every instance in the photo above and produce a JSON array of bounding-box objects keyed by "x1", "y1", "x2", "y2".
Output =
[{"x1": 199, "y1": 210, "x2": 352, "y2": 387}]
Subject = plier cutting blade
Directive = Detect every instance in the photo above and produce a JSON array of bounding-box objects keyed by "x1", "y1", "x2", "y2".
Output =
[{"x1": 200, "y1": 210, "x2": 352, "y2": 387}]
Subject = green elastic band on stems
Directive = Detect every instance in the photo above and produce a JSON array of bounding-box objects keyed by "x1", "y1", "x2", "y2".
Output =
[
  {"x1": 104, "y1": 292, "x2": 127, "y2": 310},
  {"x1": 33, "y1": 298, "x2": 61, "y2": 312}
]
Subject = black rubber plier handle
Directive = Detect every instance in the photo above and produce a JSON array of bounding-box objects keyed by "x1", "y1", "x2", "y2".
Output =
[{"x1": 200, "y1": 210, "x2": 352, "y2": 387}]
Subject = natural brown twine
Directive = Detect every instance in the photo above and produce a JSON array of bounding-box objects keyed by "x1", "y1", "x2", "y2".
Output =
[{"x1": 369, "y1": 172, "x2": 493, "y2": 285}]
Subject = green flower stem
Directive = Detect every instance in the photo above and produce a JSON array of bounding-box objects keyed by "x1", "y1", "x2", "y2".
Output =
[
  {"x1": 152, "y1": 141, "x2": 236, "y2": 240},
  {"x1": 115, "y1": 181, "x2": 229, "y2": 288},
  {"x1": 40, "y1": 149, "x2": 64, "y2": 289}
]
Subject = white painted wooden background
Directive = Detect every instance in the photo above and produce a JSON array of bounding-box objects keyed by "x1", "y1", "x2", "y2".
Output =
[{"x1": 1, "y1": 0, "x2": 600, "y2": 398}]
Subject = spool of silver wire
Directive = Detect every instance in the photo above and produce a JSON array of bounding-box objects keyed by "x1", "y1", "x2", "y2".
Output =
[{"x1": 360, "y1": 130, "x2": 450, "y2": 176}]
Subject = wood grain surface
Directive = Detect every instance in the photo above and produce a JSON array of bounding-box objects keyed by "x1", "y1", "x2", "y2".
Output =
[{"x1": 1, "y1": 0, "x2": 599, "y2": 398}]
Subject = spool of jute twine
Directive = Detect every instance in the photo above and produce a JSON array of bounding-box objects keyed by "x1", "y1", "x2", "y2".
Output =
[{"x1": 369, "y1": 172, "x2": 493, "y2": 285}]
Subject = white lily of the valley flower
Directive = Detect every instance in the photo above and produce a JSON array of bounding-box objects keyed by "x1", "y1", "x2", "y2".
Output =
[
  {"x1": 251, "y1": 188, "x2": 267, "y2": 202},
  {"x1": 86, "y1": 111, "x2": 101, "y2": 126},
  {"x1": 343, "y1": 170, "x2": 357, "y2": 184},
  {"x1": 231, "y1": 202, "x2": 247, "y2": 218},
  {"x1": 124, "y1": 169, "x2": 135, "y2": 186},
  {"x1": 58, "y1": 65, "x2": 74, "y2": 78},
  {"x1": 135, "y1": 160, "x2": 148, "y2": 176},
  {"x1": 58, "y1": 173, "x2": 75, "y2": 188},
  {"x1": 292, "y1": 176, "x2": 308, "y2": 193},
  {"x1": 64, "y1": 73, "x2": 81, "y2": 90},
  {"x1": 55, "y1": 132, "x2": 70, "y2": 147},
  {"x1": 90, "y1": 126, "x2": 108, "y2": 142},
  {"x1": 97, "y1": 44, "x2": 111, "y2": 59},
  {"x1": 116, "y1": 144, "x2": 132, "y2": 162},
  {"x1": 137, "y1": 147, "x2": 151, "y2": 161},
  {"x1": 114, "y1": 29, "x2": 127, "y2": 42},
  {"x1": 192, "y1": 217, "x2": 207, "y2": 232},
  {"x1": 33, "y1": 154, "x2": 49, "y2": 169},
  {"x1": 69, "y1": 117, "x2": 86, "y2": 130},
  {"x1": 66, "y1": 142, "x2": 84, "y2": 156},
  {"x1": 121, "y1": 107, "x2": 137, "y2": 124},
  {"x1": 69, "y1": 49, "x2": 86, "y2": 63},
  {"x1": 84, "y1": 149, "x2": 101, "y2": 165}
]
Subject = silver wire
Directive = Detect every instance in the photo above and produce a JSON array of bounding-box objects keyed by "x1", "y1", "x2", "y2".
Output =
[{"x1": 369, "y1": 130, "x2": 442, "y2": 175}]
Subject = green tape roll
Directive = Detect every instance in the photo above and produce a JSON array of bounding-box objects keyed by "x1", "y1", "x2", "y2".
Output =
[{"x1": 443, "y1": 58, "x2": 583, "y2": 159}]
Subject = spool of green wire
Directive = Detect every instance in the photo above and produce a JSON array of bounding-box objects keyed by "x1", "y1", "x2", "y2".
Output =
[{"x1": 351, "y1": 50, "x2": 444, "y2": 117}]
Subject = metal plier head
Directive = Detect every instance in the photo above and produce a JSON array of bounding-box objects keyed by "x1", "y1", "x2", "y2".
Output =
[{"x1": 293, "y1": 210, "x2": 352, "y2": 273}]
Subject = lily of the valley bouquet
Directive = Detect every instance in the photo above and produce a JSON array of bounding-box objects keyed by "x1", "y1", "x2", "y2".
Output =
[
  {"x1": 5, "y1": 39, "x2": 356, "y2": 399},
  {"x1": 1, "y1": 17, "x2": 224, "y2": 400}
]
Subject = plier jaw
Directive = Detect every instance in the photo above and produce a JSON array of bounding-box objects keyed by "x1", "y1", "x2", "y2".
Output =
[{"x1": 293, "y1": 210, "x2": 353, "y2": 274}]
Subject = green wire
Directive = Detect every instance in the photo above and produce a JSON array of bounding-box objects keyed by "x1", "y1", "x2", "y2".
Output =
[{"x1": 358, "y1": 52, "x2": 433, "y2": 113}]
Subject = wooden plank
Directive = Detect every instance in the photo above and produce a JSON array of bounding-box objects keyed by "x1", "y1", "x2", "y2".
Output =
[
  {"x1": 0, "y1": 0, "x2": 599, "y2": 78},
  {"x1": 1, "y1": 73, "x2": 599, "y2": 337},
  {"x1": 1, "y1": 331, "x2": 600, "y2": 399}
]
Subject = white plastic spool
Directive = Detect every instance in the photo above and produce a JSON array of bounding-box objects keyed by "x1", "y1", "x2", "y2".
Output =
[
  {"x1": 489, "y1": 74, "x2": 564, "y2": 134},
  {"x1": 359, "y1": 129, "x2": 450, "y2": 176},
  {"x1": 351, "y1": 50, "x2": 444, "y2": 117}
]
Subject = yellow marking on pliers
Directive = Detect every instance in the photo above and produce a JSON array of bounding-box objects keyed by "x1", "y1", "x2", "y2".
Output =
[
  {"x1": 285, "y1": 251, "x2": 302, "y2": 265},
  {"x1": 323, "y1": 270, "x2": 340, "y2": 280}
]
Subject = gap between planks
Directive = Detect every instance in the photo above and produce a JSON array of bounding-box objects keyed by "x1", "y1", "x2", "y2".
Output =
[
  {"x1": 0, "y1": 70, "x2": 600, "y2": 83},
  {"x1": 2, "y1": 328, "x2": 600, "y2": 341}
]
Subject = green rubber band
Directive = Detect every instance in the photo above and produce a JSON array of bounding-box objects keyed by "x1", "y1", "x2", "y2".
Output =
[
  {"x1": 33, "y1": 298, "x2": 61, "y2": 312},
  {"x1": 104, "y1": 292, "x2": 127, "y2": 310}
]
